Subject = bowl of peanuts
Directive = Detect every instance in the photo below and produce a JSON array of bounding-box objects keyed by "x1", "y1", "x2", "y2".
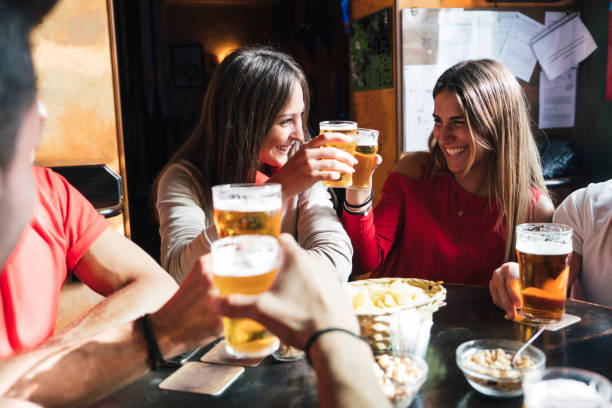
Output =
[
  {"x1": 373, "y1": 352, "x2": 428, "y2": 407},
  {"x1": 456, "y1": 339, "x2": 546, "y2": 398}
]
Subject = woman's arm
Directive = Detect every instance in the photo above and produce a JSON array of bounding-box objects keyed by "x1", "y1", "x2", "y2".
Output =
[
  {"x1": 342, "y1": 153, "x2": 428, "y2": 276},
  {"x1": 156, "y1": 163, "x2": 216, "y2": 283},
  {"x1": 295, "y1": 183, "x2": 353, "y2": 281}
]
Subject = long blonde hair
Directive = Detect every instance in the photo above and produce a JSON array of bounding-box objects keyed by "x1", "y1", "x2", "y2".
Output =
[{"x1": 428, "y1": 59, "x2": 549, "y2": 260}]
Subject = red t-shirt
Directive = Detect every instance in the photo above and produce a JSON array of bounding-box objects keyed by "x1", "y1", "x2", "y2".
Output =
[
  {"x1": 343, "y1": 171, "x2": 540, "y2": 285},
  {"x1": 0, "y1": 167, "x2": 109, "y2": 357}
]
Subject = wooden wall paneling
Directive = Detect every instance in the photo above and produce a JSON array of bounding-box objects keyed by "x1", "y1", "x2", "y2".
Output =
[
  {"x1": 30, "y1": 0, "x2": 129, "y2": 235},
  {"x1": 350, "y1": 0, "x2": 397, "y2": 205}
]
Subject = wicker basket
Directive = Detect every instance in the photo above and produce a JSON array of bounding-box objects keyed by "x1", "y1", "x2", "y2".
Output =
[{"x1": 346, "y1": 278, "x2": 446, "y2": 356}]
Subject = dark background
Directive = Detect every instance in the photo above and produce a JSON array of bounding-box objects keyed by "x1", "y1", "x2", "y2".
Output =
[{"x1": 112, "y1": 0, "x2": 350, "y2": 260}]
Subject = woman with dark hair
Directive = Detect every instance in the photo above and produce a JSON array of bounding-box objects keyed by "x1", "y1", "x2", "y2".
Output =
[
  {"x1": 155, "y1": 46, "x2": 355, "y2": 283},
  {"x1": 343, "y1": 59, "x2": 554, "y2": 285}
]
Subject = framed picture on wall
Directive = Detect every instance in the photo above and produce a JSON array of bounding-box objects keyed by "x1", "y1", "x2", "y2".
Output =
[{"x1": 171, "y1": 44, "x2": 205, "y2": 88}]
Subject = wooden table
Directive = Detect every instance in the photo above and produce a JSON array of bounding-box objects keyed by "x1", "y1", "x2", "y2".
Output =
[{"x1": 90, "y1": 284, "x2": 612, "y2": 408}]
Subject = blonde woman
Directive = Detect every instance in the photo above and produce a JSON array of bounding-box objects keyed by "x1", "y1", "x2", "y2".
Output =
[{"x1": 343, "y1": 59, "x2": 554, "y2": 285}]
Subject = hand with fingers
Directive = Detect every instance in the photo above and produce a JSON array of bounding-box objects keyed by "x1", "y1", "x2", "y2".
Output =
[
  {"x1": 211, "y1": 233, "x2": 388, "y2": 407},
  {"x1": 489, "y1": 262, "x2": 522, "y2": 319},
  {"x1": 345, "y1": 154, "x2": 383, "y2": 208},
  {"x1": 149, "y1": 256, "x2": 224, "y2": 358},
  {"x1": 268, "y1": 133, "x2": 358, "y2": 202},
  {"x1": 212, "y1": 233, "x2": 359, "y2": 349}
]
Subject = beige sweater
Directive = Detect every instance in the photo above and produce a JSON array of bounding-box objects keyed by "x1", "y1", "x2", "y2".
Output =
[{"x1": 156, "y1": 160, "x2": 353, "y2": 283}]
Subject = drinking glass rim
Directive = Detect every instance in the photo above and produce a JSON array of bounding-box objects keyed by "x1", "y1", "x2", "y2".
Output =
[
  {"x1": 212, "y1": 183, "x2": 282, "y2": 192},
  {"x1": 211, "y1": 235, "x2": 280, "y2": 275},
  {"x1": 357, "y1": 128, "x2": 379, "y2": 144},
  {"x1": 523, "y1": 366, "x2": 612, "y2": 396},
  {"x1": 516, "y1": 223, "x2": 573, "y2": 234},
  {"x1": 211, "y1": 234, "x2": 279, "y2": 250},
  {"x1": 319, "y1": 120, "x2": 358, "y2": 129},
  {"x1": 357, "y1": 127, "x2": 379, "y2": 135}
]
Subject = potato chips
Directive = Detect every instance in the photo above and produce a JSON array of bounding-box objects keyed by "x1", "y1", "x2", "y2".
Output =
[{"x1": 349, "y1": 279, "x2": 430, "y2": 314}]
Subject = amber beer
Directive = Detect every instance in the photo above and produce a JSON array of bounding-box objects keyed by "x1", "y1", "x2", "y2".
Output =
[
  {"x1": 212, "y1": 183, "x2": 282, "y2": 238},
  {"x1": 516, "y1": 224, "x2": 573, "y2": 323},
  {"x1": 352, "y1": 128, "x2": 379, "y2": 189},
  {"x1": 211, "y1": 235, "x2": 280, "y2": 358},
  {"x1": 319, "y1": 120, "x2": 358, "y2": 187}
]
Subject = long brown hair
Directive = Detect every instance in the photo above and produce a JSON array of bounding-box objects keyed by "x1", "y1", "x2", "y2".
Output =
[
  {"x1": 154, "y1": 46, "x2": 310, "y2": 218},
  {"x1": 428, "y1": 59, "x2": 549, "y2": 260}
]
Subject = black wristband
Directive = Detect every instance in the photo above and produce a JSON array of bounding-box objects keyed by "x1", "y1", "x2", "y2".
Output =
[
  {"x1": 344, "y1": 190, "x2": 373, "y2": 210},
  {"x1": 304, "y1": 328, "x2": 365, "y2": 366},
  {"x1": 138, "y1": 315, "x2": 180, "y2": 370}
]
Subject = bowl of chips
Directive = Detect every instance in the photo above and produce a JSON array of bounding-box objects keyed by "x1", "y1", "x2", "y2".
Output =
[{"x1": 345, "y1": 278, "x2": 446, "y2": 356}]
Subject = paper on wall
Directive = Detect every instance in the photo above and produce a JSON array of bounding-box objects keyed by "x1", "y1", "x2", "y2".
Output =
[
  {"x1": 499, "y1": 13, "x2": 543, "y2": 82},
  {"x1": 403, "y1": 64, "x2": 446, "y2": 152},
  {"x1": 538, "y1": 68, "x2": 577, "y2": 129},
  {"x1": 538, "y1": 11, "x2": 578, "y2": 129},
  {"x1": 531, "y1": 13, "x2": 597, "y2": 80}
]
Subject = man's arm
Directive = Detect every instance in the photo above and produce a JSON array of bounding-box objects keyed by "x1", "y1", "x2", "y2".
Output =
[
  {"x1": 0, "y1": 257, "x2": 223, "y2": 408},
  {"x1": 54, "y1": 227, "x2": 178, "y2": 341}
]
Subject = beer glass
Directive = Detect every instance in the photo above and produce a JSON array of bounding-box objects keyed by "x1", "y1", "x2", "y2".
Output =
[
  {"x1": 352, "y1": 128, "x2": 379, "y2": 189},
  {"x1": 523, "y1": 367, "x2": 612, "y2": 408},
  {"x1": 211, "y1": 235, "x2": 280, "y2": 358},
  {"x1": 515, "y1": 223, "x2": 573, "y2": 323},
  {"x1": 319, "y1": 120, "x2": 358, "y2": 187},
  {"x1": 212, "y1": 183, "x2": 282, "y2": 238}
]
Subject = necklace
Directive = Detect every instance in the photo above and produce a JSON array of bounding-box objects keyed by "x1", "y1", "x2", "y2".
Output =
[{"x1": 451, "y1": 186, "x2": 487, "y2": 243}]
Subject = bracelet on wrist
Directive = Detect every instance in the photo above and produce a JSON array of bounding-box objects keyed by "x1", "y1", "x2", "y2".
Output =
[
  {"x1": 138, "y1": 315, "x2": 181, "y2": 370},
  {"x1": 344, "y1": 190, "x2": 373, "y2": 209},
  {"x1": 304, "y1": 327, "x2": 366, "y2": 365},
  {"x1": 343, "y1": 204, "x2": 372, "y2": 215}
]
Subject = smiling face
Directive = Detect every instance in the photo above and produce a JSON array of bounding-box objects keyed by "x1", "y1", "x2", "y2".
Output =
[
  {"x1": 259, "y1": 81, "x2": 305, "y2": 168},
  {"x1": 432, "y1": 89, "x2": 487, "y2": 176}
]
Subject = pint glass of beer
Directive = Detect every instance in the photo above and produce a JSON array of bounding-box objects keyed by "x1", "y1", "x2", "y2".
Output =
[
  {"x1": 211, "y1": 235, "x2": 280, "y2": 358},
  {"x1": 212, "y1": 183, "x2": 282, "y2": 238},
  {"x1": 352, "y1": 128, "x2": 379, "y2": 189},
  {"x1": 319, "y1": 120, "x2": 358, "y2": 187},
  {"x1": 515, "y1": 223, "x2": 573, "y2": 323}
]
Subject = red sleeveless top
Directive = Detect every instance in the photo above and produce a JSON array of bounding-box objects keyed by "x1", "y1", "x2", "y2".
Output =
[{"x1": 343, "y1": 171, "x2": 540, "y2": 285}]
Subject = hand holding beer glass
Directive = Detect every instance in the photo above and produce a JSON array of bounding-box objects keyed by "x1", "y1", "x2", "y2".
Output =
[
  {"x1": 211, "y1": 235, "x2": 280, "y2": 358},
  {"x1": 515, "y1": 223, "x2": 573, "y2": 323},
  {"x1": 352, "y1": 128, "x2": 379, "y2": 189},
  {"x1": 212, "y1": 183, "x2": 282, "y2": 238},
  {"x1": 319, "y1": 120, "x2": 358, "y2": 187}
]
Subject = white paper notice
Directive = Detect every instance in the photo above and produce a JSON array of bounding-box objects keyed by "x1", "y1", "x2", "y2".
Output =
[
  {"x1": 537, "y1": 11, "x2": 578, "y2": 129},
  {"x1": 538, "y1": 68, "x2": 577, "y2": 129},
  {"x1": 531, "y1": 13, "x2": 597, "y2": 80},
  {"x1": 403, "y1": 64, "x2": 446, "y2": 152},
  {"x1": 499, "y1": 13, "x2": 543, "y2": 82}
]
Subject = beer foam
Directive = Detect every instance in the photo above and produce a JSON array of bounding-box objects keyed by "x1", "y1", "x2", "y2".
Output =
[
  {"x1": 516, "y1": 240, "x2": 571, "y2": 256},
  {"x1": 212, "y1": 238, "x2": 278, "y2": 277},
  {"x1": 524, "y1": 379, "x2": 604, "y2": 408},
  {"x1": 320, "y1": 124, "x2": 356, "y2": 131},
  {"x1": 214, "y1": 197, "x2": 282, "y2": 212}
]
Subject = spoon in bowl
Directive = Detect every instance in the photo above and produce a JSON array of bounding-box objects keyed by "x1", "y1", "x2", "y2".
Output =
[{"x1": 512, "y1": 324, "x2": 545, "y2": 368}]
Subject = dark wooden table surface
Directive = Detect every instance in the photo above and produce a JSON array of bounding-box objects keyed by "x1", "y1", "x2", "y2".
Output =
[{"x1": 90, "y1": 284, "x2": 612, "y2": 408}]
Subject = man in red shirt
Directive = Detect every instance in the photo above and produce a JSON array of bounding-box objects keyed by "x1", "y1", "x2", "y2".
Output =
[
  {"x1": 0, "y1": 3, "x2": 225, "y2": 406},
  {"x1": 0, "y1": 3, "x2": 387, "y2": 408}
]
